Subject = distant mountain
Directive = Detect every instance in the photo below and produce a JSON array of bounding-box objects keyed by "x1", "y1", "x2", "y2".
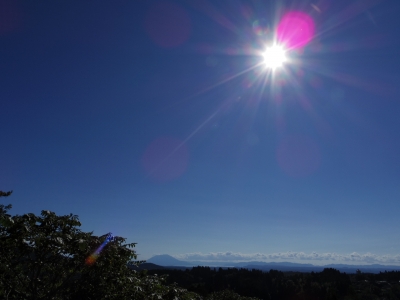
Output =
[
  {"x1": 147, "y1": 254, "x2": 192, "y2": 266},
  {"x1": 236, "y1": 263, "x2": 400, "y2": 273},
  {"x1": 325, "y1": 263, "x2": 397, "y2": 269},
  {"x1": 324, "y1": 263, "x2": 400, "y2": 273},
  {"x1": 243, "y1": 264, "x2": 325, "y2": 273},
  {"x1": 232, "y1": 261, "x2": 315, "y2": 268},
  {"x1": 145, "y1": 255, "x2": 400, "y2": 273}
]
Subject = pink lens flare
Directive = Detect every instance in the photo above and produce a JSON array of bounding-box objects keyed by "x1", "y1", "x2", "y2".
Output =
[
  {"x1": 0, "y1": 1, "x2": 22, "y2": 35},
  {"x1": 276, "y1": 135, "x2": 321, "y2": 177},
  {"x1": 145, "y1": 1, "x2": 191, "y2": 48},
  {"x1": 142, "y1": 137, "x2": 189, "y2": 182},
  {"x1": 276, "y1": 12, "x2": 315, "y2": 49}
]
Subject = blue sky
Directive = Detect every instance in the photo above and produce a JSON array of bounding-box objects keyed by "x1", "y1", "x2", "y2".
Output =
[{"x1": 1, "y1": 0, "x2": 400, "y2": 265}]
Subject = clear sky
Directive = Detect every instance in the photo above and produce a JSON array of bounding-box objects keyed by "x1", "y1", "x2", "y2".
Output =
[{"x1": 1, "y1": 0, "x2": 400, "y2": 265}]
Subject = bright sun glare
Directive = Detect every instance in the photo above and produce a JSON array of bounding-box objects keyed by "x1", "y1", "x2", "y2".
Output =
[{"x1": 262, "y1": 44, "x2": 287, "y2": 70}]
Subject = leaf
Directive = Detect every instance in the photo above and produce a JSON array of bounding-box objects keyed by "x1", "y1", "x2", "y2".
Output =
[
  {"x1": 0, "y1": 215, "x2": 14, "y2": 227},
  {"x1": 78, "y1": 239, "x2": 87, "y2": 251}
]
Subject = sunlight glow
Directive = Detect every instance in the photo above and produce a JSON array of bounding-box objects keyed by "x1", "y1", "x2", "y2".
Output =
[{"x1": 262, "y1": 44, "x2": 287, "y2": 70}]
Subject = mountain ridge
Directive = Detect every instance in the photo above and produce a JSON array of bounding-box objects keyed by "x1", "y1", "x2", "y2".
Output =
[{"x1": 146, "y1": 254, "x2": 400, "y2": 273}]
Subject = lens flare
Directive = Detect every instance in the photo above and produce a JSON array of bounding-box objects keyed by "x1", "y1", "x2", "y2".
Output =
[
  {"x1": 144, "y1": 1, "x2": 191, "y2": 48},
  {"x1": 142, "y1": 137, "x2": 189, "y2": 182},
  {"x1": 277, "y1": 11, "x2": 315, "y2": 49},
  {"x1": 276, "y1": 135, "x2": 321, "y2": 177},
  {"x1": 85, "y1": 233, "x2": 113, "y2": 265}
]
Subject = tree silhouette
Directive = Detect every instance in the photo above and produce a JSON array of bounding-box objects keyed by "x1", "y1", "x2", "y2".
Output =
[{"x1": 0, "y1": 191, "x2": 201, "y2": 299}]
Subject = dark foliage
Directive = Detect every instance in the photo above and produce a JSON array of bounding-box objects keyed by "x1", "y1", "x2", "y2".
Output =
[
  {"x1": 0, "y1": 194, "x2": 202, "y2": 299},
  {"x1": 148, "y1": 266, "x2": 400, "y2": 300},
  {"x1": 0, "y1": 190, "x2": 12, "y2": 198},
  {"x1": 0, "y1": 191, "x2": 256, "y2": 299}
]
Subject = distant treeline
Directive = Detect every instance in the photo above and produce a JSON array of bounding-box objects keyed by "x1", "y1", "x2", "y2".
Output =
[{"x1": 147, "y1": 266, "x2": 400, "y2": 300}]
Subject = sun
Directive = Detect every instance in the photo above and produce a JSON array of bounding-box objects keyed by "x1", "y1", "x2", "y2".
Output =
[{"x1": 262, "y1": 44, "x2": 287, "y2": 70}]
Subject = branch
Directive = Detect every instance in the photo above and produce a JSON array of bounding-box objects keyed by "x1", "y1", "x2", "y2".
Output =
[{"x1": 0, "y1": 191, "x2": 12, "y2": 197}]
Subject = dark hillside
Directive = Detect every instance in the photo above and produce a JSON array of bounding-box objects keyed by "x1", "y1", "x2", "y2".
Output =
[{"x1": 147, "y1": 266, "x2": 400, "y2": 300}]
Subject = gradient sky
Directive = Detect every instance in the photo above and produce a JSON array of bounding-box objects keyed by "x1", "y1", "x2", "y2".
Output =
[{"x1": 1, "y1": 0, "x2": 400, "y2": 265}]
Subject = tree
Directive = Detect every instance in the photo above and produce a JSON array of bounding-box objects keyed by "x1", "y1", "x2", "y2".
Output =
[
  {"x1": 1, "y1": 192, "x2": 259, "y2": 299},
  {"x1": 0, "y1": 208, "x2": 139, "y2": 298},
  {"x1": 0, "y1": 192, "x2": 200, "y2": 299}
]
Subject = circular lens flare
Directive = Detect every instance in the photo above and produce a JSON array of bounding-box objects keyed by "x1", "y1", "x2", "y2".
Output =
[
  {"x1": 277, "y1": 11, "x2": 315, "y2": 49},
  {"x1": 262, "y1": 44, "x2": 287, "y2": 69}
]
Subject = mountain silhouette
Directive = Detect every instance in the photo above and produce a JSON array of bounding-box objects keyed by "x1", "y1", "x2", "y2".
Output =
[
  {"x1": 146, "y1": 255, "x2": 400, "y2": 273},
  {"x1": 147, "y1": 254, "x2": 190, "y2": 266}
]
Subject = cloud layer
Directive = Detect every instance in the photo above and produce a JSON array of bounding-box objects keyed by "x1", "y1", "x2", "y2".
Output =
[{"x1": 174, "y1": 251, "x2": 400, "y2": 265}]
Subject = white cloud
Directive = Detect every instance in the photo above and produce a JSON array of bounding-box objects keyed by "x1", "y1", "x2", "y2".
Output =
[{"x1": 173, "y1": 251, "x2": 400, "y2": 265}]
